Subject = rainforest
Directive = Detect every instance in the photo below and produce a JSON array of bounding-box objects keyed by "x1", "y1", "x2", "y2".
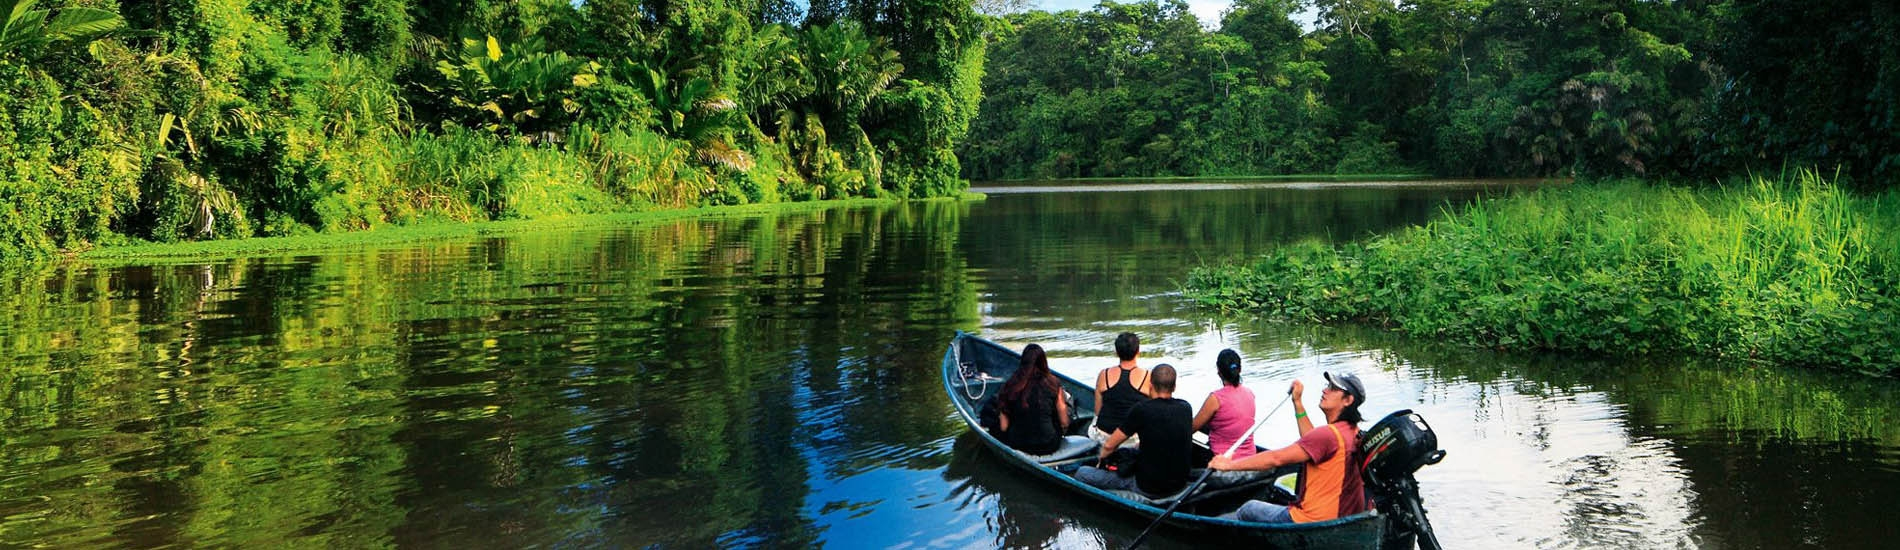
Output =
[{"x1": 3, "y1": 0, "x2": 1895, "y2": 260}]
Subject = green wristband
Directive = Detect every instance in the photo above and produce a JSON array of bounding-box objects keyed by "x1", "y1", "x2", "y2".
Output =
[{"x1": 1294, "y1": 411, "x2": 1307, "y2": 419}]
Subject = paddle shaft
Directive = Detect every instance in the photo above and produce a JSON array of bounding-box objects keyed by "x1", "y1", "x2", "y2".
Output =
[{"x1": 1125, "y1": 389, "x2": 1295, "y2": 550}]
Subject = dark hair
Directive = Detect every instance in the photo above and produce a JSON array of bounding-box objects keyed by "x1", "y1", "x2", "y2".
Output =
[
  {"x1": 1114, "y1": 332, "x2": 1140, "y2": 361},
  {"x1": 1325, "y1": 372, "x2": 1367, "y2": 424},
  {"x1": 1338, "y1": 395, "x2": 1364, "y2": 424},
  {"x1": 1002, "y1": 344, "x2": 1059, "y2": 410},
  {"x1": 1215, "y1": 349, "x2": 1242, "y2": 386},
  {"x1": 1150, "y1": 363, "x2": 1177, "y2": 393}
]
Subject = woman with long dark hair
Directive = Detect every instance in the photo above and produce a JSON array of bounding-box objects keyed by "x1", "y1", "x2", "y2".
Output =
[{"x1": 996, "y1": 344, "x2": 1069, "y2": 455}]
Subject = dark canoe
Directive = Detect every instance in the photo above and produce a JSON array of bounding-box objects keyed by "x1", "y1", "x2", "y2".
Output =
[{"x1": 942, "y1": 331, "x2": 1388, "y2": 548}]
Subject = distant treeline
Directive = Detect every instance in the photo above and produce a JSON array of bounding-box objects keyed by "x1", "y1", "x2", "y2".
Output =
[
  {"x1": 0, "y1": 0, "x2": 985, "y2": 260},
  {"x1": 962, "y1": 0, "x2": 1900, "y2": 184}
]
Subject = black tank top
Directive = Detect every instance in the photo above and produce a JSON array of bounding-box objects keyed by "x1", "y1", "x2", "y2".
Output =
[{"x1": 1095, "y1": 366, "x2": 1148, "y2": 434}]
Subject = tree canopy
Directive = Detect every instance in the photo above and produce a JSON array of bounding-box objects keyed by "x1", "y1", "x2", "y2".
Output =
[{"x1": 964, "y1": 0, "x2": 1899, "y2": 187}]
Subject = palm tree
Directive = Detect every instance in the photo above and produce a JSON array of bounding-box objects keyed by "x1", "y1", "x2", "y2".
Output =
[
  {"x1": 802, "y1": 23, "x2": 902, "y2": 123},
  {"x1": 0, "y1": 0, "x2": 123, "y2": 58},
  {"x1": 625, "y1": 60, "x2": 753, "y2": 171},
  {"x1": 766, "y1": 23, "x2": 902, "y2": 193}
]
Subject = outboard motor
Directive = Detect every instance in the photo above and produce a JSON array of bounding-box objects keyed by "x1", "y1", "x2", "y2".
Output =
[{"x1": 1359, "y1": 410, "x2": 1446, "y2": 550}]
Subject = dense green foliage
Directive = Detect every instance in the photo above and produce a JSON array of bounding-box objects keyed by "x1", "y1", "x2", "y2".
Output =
[
  {"x1": 0, "y1": 0, "x2": 986, "y2": 261},
  {"x1": 1184, "y1": 172, "x2": 1900, "y2": 373},
  {"x1": 966, "y1": 0, "x2": 1899, "y2": 184}
]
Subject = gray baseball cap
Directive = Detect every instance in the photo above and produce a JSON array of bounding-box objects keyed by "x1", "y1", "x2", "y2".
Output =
[{"x1": 1324, "y1": 372, "x2": 1366, "y2": 405}]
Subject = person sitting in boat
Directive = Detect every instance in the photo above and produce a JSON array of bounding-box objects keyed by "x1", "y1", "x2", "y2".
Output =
[
  {"x1": 1074, "y1": 364, "x2": 1193, "y2": 497},
  {"x1": 1091, "y1": 332, "x2": 1154, "y2": 447},
  {"x1": 995, "y1": 344, "x2": 1070, "y2": 455},
  {"x1": 1210, "y1": 372, "x2": 1370, "y2": 523},
  {"x1": 1191, "y1": 349, "x2": 1256, "y2": 461}
]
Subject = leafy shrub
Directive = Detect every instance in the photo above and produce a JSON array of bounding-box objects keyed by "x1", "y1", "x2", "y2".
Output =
[
  {"x1": 396, "y1": 126, "x2": 519, "y2": 220},
  {"x1": 0, "y1": 59, "x2": 140, "y2": 258},
  {"x1": 565, "y1": 124, "x2": 713, "y2": 209},
  {"x1": 1332, "y1": 122, "x2": 1407, "y2": 175},
  {"x1": 423, "y1": 35, "x2": 599, "y2": 139},
  {"x1": 497, "y1": 146, "x2": 616, "y2": 219},
  {"x1": 1187, "y1": 172, "x2": 1900, "y2": 374},
  {"x1": 336, "y1": 0, "x2": 410, "y2": 75}
]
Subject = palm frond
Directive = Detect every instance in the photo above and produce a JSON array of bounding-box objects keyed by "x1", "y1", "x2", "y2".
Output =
[{"x1": 45, "y1": 7, "x2": 120, "y2": 40}]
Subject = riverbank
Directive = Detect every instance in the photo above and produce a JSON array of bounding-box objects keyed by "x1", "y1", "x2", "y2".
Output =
[
  {"x1": 69, "y1": 193, "x2": 983, "y2": 264},
  {"x1": 969, "y1": 177, "x2": 1551, "y2": 194},
  {"x1": 1184, "y1": 171, "x2": 1900, "y2": 375},
  {"x1": 977, "y1": 174, "x2": 1435, "y2": 183}
]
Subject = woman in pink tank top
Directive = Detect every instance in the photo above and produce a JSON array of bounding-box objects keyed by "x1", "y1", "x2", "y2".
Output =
[{"x1": 1192, "y1": 349, "x2": 1257, "y2": 459}]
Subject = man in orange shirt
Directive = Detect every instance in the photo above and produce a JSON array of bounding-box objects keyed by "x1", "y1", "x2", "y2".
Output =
[{"x1": 1209, "y1": 372, "x2": 1370, "y2": 523}]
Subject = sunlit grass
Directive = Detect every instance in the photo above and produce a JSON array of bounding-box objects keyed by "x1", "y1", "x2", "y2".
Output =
[{"x1": 1186, "y1": 169, "x2": 1900, "y2": 374}]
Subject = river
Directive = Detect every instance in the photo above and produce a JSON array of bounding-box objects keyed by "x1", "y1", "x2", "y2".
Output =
[{"x1": 2, "y1": 182, "x2": 1896, "y2": 548}]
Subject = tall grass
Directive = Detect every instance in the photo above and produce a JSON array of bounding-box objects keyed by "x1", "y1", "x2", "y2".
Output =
[{"x1": 1185, "y1": 170, "x2": 1900, "y2": 374}]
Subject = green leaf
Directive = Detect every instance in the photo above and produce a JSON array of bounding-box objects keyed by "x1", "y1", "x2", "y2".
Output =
[
  {"x1": 485, "y1": 35, "x2": 501, "y2": 62},
  {"x1": 45, "y1": 7, "x2": 121, "y2": 40},
  {"x1": 156, "y1": 112, "x2": 175, "y2": 147}
]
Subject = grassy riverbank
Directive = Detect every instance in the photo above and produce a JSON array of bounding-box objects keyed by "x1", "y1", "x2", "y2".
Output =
[
  {"x1": 1185, "y1": 171, "x2": 1900, "y2": 375},
  {"x1": 72, "y1": 193, "x2": 984, "y2": 264}
]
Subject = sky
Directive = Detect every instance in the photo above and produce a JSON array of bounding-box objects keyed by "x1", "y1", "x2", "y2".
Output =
[{"x1": 1029, "y1": 0, "x2": 1322, "y2": 30}]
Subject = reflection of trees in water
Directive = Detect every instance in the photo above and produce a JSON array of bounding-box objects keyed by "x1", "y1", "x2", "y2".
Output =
[
  {"x1": 968, "y1": 187, "x2": 1501, "y2": 357},
  {"x1": 1278, "y1": 322, "x2": 1900, "y2": 548},
  {"x1": 0, "y1": 258, "x2": 419, "y2": 547},
  {"x1": 1309, "y1": 323, "x2": 1900, "y2": 444},
  {"x1": 0, "y1": 200, "x2": 982, "y2": 547},
  {"x1": 376, "y1": 201, "x2": 978, "y2": 546}
]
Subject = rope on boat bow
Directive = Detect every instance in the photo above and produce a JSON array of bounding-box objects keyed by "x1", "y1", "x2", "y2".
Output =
[{"x1": 954, "y1": 335, "x2": 989, "y2": 400}]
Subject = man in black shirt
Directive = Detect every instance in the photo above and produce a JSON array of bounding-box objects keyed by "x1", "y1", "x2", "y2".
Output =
[{"x1": 1074, "y1": 364, "x2": 1193, "y2": 497}]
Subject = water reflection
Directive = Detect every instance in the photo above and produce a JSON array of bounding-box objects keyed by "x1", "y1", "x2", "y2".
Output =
[
  {"x1": 3, "y1": 183, "x2": 1897, "y2": 549},
  {"x1": 1288, "y1": 325, "x2": 1900, "y2": 549},
  {"x1": 2, "y1": 202, "x2": 980, "y2": 548}
]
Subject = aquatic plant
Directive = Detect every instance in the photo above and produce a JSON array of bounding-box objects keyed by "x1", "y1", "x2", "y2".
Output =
[{"x1": 1186, "y1": 170, "x2": 1900, "y2": 374}]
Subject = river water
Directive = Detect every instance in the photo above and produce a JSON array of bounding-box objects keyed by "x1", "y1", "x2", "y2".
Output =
[{"x1": 2, "y1": 182, "x2": 1896, "y2": 549}]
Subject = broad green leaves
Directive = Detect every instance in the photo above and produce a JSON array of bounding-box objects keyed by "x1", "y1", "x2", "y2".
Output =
[
  {"x1": 428, "y1": 35, "x2": 600, "y2": 137},
  {"x1": 0, "y1": 0, "x2": 123, "y2": 59}
]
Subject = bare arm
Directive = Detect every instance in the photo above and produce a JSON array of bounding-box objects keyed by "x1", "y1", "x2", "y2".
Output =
[
  {"x1": 1191, "y1": 394, "x2": 1221, "y2": 433},
  {"x1": 1210, "y1": 442, "x2": 1309, "y2": 471},
  {"x1": 1291, "y1": 380, "x2": 1314, "y2": 436},
  {"x1": 1057, "y1": 389, "x2": 1070, "y2": 431},
  {"x1": 1097, "y1": 428, "x2": 1132, "y2": 461},
  {"x1": 1093, "y1": 369, "x2": 1107, "y2": 420},
  {"x1": 998, "y1": 410, "x2": 1010, "y2": 432}
]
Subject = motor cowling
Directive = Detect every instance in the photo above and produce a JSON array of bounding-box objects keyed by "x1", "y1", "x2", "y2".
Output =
[
  {"x1": 1358, "y1": 410, "x2": 1445, "y2": 550},
  {"x1": 1360, "y1": 409, "x2": 1445, "y2": 482}
]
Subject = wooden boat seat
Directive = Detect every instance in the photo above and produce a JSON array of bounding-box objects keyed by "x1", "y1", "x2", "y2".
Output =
[{"x1": 1018, "y1": 435, "x2": 1098, "y2": 464}]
